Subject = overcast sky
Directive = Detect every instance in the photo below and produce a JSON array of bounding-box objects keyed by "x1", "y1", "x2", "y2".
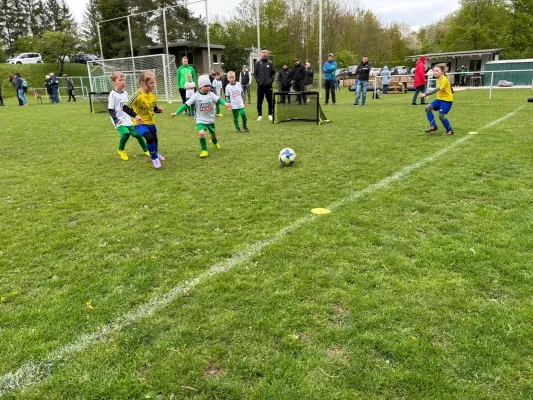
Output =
[{"x1": 65, "y1": 0, "x2": 460, "y2": 32}]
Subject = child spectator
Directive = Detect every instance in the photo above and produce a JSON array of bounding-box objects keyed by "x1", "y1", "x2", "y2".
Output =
[
  {"x1": 381, "y1": 66, "x2": 391, "y2": 94},
  {"x1": 184, "y1": 73, "x2": 196, "y2": 116},
  {"x1": 123, "y1": 71, "x2": 166, "y2": 169},
  {"x1": 49, "y1": 73, "x2": 59, "y2": 103},
  {"x1": 420, "y1": 63, "x2": 454, "y2": 135},
  {"x1": 63, "y1": 74, "x2": 76, "y2": 102},
  {"x1": 171, "y1": 75, "x2": 231, "y2": 158},
  {"x1": 107, "y1": 71, "x2": 149, "y2": 161},
  {"x1": 225, "y1": 71, "x2": 249, "y2": 133},
  {"x1": 212, "y1": 72, "x2": 224, "y2": 116},
  {"x1": 239, "y1": 65, "x2": 252, "y2": 103}
]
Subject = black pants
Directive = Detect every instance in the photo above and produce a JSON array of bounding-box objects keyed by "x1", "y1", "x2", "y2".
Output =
[
  {"x1": 280, "y1": 84, "x2": 291, "y2": 104},
  {"x1": 293, "y1": 81, "x2": 304, "y2": 103},
  {"x1": 325, "y1": 80, "x2": 336, "y2": 104},
  {"x1": 68, "y1": 89, "x2": 76, "y2": 101},
  {"x1": 179, "y1": 88, "x2": 187, "y2": 105},
  {"x1": 257, "y1": 85, "x2": 273, "y2": 117}
]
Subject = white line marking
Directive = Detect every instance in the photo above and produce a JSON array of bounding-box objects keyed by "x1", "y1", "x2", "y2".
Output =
[{"x1": 0, "y1": 106, "x2": 524, "y2": 397}]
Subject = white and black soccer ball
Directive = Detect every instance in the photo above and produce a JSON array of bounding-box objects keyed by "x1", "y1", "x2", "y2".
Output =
[{"x1": 279, "y1": 148, "x2": 296, "y2": 165}]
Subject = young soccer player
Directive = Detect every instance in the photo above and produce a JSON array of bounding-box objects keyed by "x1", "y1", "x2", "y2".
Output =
[
  {"x1": 123, "y1": 71, "x2": 166, "y2": 169},
  {"x1": 225, "y1": 71, "x2": 249, "y2": 133},
  {"x1": 184, "y1": 73, "x2": 196, "y2": 116},
  {"x1": 212, "y1": 72, "x2": 224, "y2": 116},
  {"x1": 171, "y1": 75, "x2": 231, "y2": 158},
  {"x1": 108, "y1": 71, "x2": 149, "y2": 161},
  {"x1": 420, "y1": 63, "x2": 454, "y2": 135}
]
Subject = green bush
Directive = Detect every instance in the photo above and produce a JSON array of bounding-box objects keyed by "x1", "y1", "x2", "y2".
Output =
[{"x1": 1, "y1": 63, "x2": 89, "y2": 98}]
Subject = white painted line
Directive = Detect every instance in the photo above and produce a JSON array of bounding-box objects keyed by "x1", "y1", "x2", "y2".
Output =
[
  {"x1": 0, "y1": 105, "x2": 524, "y2": 397},
  {"x1": 469, "y1": 132, "x2": 478, "y2": 135}
]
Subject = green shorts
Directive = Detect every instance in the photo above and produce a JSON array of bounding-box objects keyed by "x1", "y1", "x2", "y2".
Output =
[
  {"x1": 117, "y1": 125, "x2": 137, "y2": 136},
  {"x1": 196, "y1": 123, "x2": 216, "y2": 133}
]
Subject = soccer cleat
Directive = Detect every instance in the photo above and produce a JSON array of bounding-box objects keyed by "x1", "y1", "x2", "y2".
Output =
[
  {"x1": 445, "y1": 131, "x2": 454, "y2": 136},
  {"x1": 353, "y1": 103, "x2": 358, "y2": 106},
  {"x1": 268, "y1": 115, "x2": 273, "y2": 121},
  {"x1": 144, "y1": 151, "x2": 150, "y2": 157},
  {"x1": 152, "y1": 158, "x2": 161, "y2": 169},
  {"x1": 257, "y1": 116, "x2": 263, "y2": 121},
  {"x1": 158, "y1": 154, "x2": 166, "y2": 161},
  {"x1": 117, "y1": 150, "x2": 129, "y2": 160},
  {"x1": 210, "y1": 140, "x2": 221, "y2": 149},
  {"x1": 236, "y1": 128, "x2": 241, "y2": 133},
  {"x1": 425, "y1": 126, "x2": 438, "y2": 133},
  {"x1": 216, "y1": 113, "x2": 223, "y2": 117},
  {"x1": 200, "y1": 150, "x2": 209, "y2": 158},
  {"x1": 244, "y1": 127, "x2": 250, "y2": 133}
]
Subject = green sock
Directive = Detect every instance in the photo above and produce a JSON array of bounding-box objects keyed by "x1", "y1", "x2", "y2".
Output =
[
  {"x1": 118, "y1": 135, "x2": 128, "y2": 151},
  {"x1": 211, "y1": 134, "x2": 218, "y2": 144},
  {"x1": 134, "y1": 135, "x2": 148, "y2": 152},
  {"x1": 216, "y1": 103, "x2": 220, "y2": 114},
  {"x1": 200, "y1": 137, "x2": 207, "y2": 151}
]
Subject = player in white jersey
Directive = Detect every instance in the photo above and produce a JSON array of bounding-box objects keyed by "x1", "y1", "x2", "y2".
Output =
[
  {"x1": 171, "y1": 75, "x2": 232, "y2": 158},
  {"x1": 225, "y1": 71, "x2": 249, "y2": 133},
  {"x1": 107, "y1": 71, "x2": 148, "y2": 161},
  {"x1": 212, "y1": 72, "x2": 224, "y2": 116}
]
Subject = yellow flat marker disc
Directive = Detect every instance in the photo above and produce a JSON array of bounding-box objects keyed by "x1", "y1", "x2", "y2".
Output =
[
  {"x1": 311, "y1": 208, "x2": 331, "y2": 215},
  {"x1": 468, "y1": 131, "x2": 478, "y2": 135}
]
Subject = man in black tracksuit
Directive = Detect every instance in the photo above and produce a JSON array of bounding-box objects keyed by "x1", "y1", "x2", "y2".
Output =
[
  {"x1": 354, "y1": 56, "x2": 371, "y2": 106},
  {"x1": 254, "y1": 48, "x2": 275, "y2": 121},
  {"x1": 277, "y1": 63, "x2": 292, "y2": 104},
  {"x1": 292, "y1": 58, "x2": 305, "y2": 104}
]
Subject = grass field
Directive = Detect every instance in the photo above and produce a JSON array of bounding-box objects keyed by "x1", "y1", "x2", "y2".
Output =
[{"x1": 1, "y1": 88, "x2": 533, "y2": 399}]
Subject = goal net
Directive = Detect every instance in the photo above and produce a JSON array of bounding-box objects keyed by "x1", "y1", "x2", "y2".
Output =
[
  {"x1": 273, "y1": 91, "x2": 331, "y2": 125},
  {"x1": 87, "y1": 54, "x2": 180, "y2": 103},
  {"x1": 89, "y1": 92, "x2": 110, "y2": 113}
]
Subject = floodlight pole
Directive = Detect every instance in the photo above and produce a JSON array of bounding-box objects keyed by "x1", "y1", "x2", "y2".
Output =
[
  {"x1": 127, "y1": 16, "x2": 136, "y2": 76},
  {"x1": 163, "y1": 7, "x2": 169, "y2": 55},
  {"x1": 256, "y1": 0, "x2": 261, "y2": 50},
  {"x1": 318, "y1": 0, "x2": 323, "y2": 92},
  {"x1": 206, "y1": 0, "x2": 212, "y2": 73},
  {"x1": 97, "y1": 22, "x2": 104, "y2": 59}
]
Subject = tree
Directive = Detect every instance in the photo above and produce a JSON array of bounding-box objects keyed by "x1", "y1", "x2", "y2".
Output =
[
  {"x1": 37, "y1": 25, "x2": 80, "y2": 71},
  {"x1": 81, "y1": 0, "x2": 101, "y2": 55},
  {"x1": 506, "y1": 0, "x2": 533, "y2": 58},
  {"x1": 220, "y1": 40, "x2": 248, "y2": 74}
]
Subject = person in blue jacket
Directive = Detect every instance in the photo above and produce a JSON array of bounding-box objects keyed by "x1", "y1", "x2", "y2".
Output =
[{"x1": 323, "y1": 53, "x2": 337, "y2": 105}]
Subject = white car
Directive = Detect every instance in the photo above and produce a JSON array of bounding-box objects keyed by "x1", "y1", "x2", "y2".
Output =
[
  {"x1": 393, "y1": 66, "x2": 409, "y2": 75},
  {"x1": 6, "y1": 53, "x2": 43, "y2": 64},
  {"x1": 370, "y1": 67, "x2": 382, "y2": 76}
]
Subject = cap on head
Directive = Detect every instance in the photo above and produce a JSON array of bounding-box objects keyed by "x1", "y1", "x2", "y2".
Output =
[
  {"x1": 197, "y1": 74, "x2": 211, "y2": 88},
  {"x1": 294, "y1": 58, "x2": 299, "y2": 62},
  {"x1": 328, "y1": 53, "x2": 334, "y2": 57}
]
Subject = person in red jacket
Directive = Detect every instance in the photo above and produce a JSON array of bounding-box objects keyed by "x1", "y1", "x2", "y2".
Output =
[{"x1": 412, "y1": 56, "x2": 427, "y2": 105}]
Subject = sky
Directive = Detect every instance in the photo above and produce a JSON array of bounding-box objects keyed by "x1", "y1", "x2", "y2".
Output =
[{"x1": 65, "y1": 0, "x2": 461, "y2": 32}]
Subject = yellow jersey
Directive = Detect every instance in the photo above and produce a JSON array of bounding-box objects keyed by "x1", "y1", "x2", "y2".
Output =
[
  {"x1": 436, "y1": 75, "x2": 453, "y2": 102},
  {"x1": 126, "y1": 89, "x2": 158, "y2": 125}
]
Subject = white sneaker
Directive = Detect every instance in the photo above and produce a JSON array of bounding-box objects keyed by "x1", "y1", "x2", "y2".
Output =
[
  {"x1": 257, "y1": 116, "x2": 263, "y2": 121},
  {"x1": 268, "y1": 115, "x2": 273, "y2": 121},
  {"x1": 152, "y1": 158, "x2": 161, "y2": 169}
]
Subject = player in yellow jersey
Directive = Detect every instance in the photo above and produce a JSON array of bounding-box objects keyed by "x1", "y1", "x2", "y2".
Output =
[
  {"x1": 123, "y1": 71, "x2": 165, "y2": 168},
  {"x1": 420, "y1": 63, "x2": 454, "y2": 135}
]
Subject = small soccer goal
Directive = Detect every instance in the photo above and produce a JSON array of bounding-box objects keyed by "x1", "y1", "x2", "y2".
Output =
[
  {"x1": 89, "y1": 92, "x2": 110, "y2": 113},
  {"x1": 273, "y1": 91, "x2": 331, "y2": 125}
]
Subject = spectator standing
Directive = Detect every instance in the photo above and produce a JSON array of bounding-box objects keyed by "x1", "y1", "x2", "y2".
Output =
[
  {"x1": 15, "y1": 73, "x2": 28, "y2": 106},
  {"x1": 49, "y1": 73, "x2": 59, "y2": 103},
  {"x1": 277, "y1": 63, "x2": 292, "y2": 104},
  {"x1": 323, "y1": 53, "x2": 337, "y2": 105},
  {"x1": 9, "y1": 74, "x2": 23, "y2": 105},
  {"x1": 292, "y1": 58, "x2": 305, "y2": 104},
  {"x1": 381, "y1": 66, "x2": 391, "y2": 94},
  {"x1": 45, "y1": 75, "x2": 53, "y2": 101},
  {"x1": 354, "y1": 56, "x2": 371, "y2": 106},
  {"x1": 176, "y1": 56, "x2": 197, "y2": 106},
  {"x1": 460, "y1": 65, "x2": 468, "y2": 86},
  {"x1": 254, "y1": 48, "x2": 275, "y2": 121},
  {"x1": 0, "y1": 83, "x2": 4, "y2": 106},
  {"x1": 427, "y1": 68, "x2": 435, "y2": 88},
  {"x1": 412, "y1": 56, "x2": 427, "y2": 105},
  {"x1": 304, "y1": 62, "x2": 314, "y2": 92},
  {"x1": 63, "y1": 74, "x2": 76, "y2": 102},
  {"x1": 239, "y1": 65, "x2": 252, "y2": 103},
  {"x1": 209, "y1": 68, "x2": 217, "y2": 84}
]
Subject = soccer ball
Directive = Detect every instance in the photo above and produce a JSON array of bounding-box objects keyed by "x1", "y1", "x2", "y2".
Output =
[{"x1": 279, "y1": 148, "x2": 296, "y2": 165}]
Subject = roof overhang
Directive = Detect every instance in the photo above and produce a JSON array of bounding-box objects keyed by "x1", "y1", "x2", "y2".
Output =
[{"x1": 405, "y1": 49, "x2": 503, "y2": 61}]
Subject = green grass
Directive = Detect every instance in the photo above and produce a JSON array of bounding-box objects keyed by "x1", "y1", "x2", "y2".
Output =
[{"x1": 1, "y1": 88, "x2": 533, "y2": 399}]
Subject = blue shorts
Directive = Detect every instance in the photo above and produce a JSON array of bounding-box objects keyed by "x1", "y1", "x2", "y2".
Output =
[
  {"x1": 430, "y1": 99, "x2": 453, "y2": 115},
  {"x1": 134, "y1": 124, "x2": 157, "y2": 136}
]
